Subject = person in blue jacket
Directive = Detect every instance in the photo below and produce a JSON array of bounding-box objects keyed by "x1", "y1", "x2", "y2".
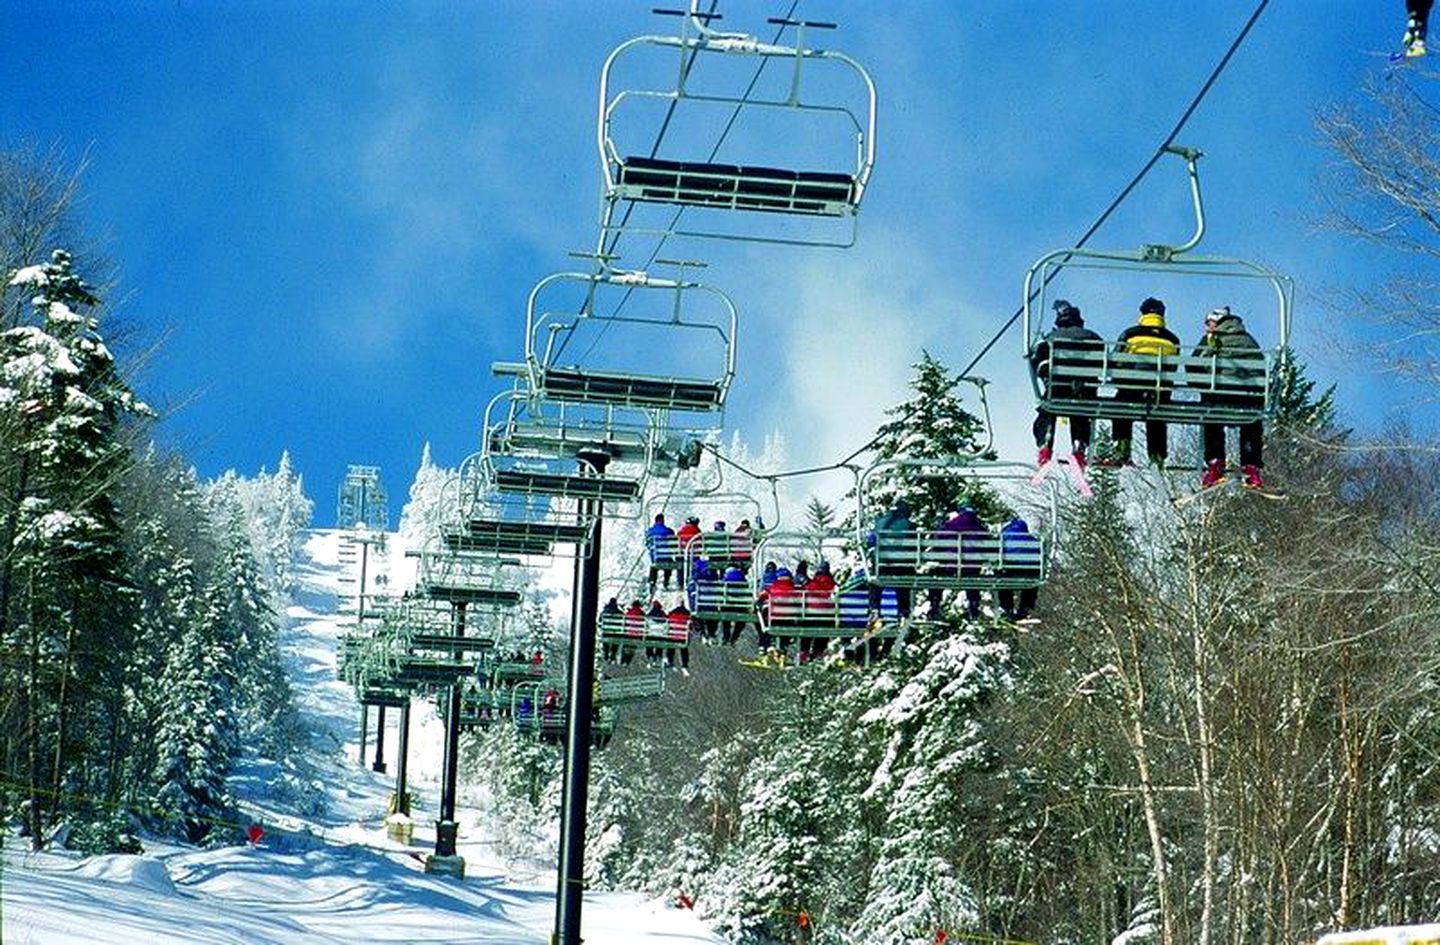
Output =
[
  {"x1": 688, "y1": 557, "x2": 719, "y2": 642},
  {"x1": 720, "y1": 564, "x2": 749, "y2": 645},
  {"x1": 644, "y1": 513, "x2": 678, "y2": 592},
  {"x1": 995, "y1": 517, "x2": 1042, "y2": 621}
]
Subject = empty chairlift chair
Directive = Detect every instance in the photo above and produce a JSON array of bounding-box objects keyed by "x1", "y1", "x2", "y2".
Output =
[
  {"x1": 409, "y1": 542, "x2": 527, "y2": 610},
  {"x1": 598, "y1": 3, "x2": 877, "y2": 247},
  {"x1": 485, "y1": 388, "x2": 664, "y2": 471},
  {"x1": 511, "y1": 266, "x2": 737, "y2": 431},
  {"x1": 442, "y1": 456, "x2": 596, "y2": 559},
  {"x1": 478, "y1": 389, "x2": 646, "y2": 509}
]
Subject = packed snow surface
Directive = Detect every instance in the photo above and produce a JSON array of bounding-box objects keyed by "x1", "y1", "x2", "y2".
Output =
[{"x1": 1, "y1": 529, "x2": 721, "y2": 944}]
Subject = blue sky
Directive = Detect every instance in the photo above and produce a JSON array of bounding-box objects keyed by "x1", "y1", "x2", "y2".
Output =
[{"x1": 1, "y1": 1, "x2": 1413, "y2": 523}]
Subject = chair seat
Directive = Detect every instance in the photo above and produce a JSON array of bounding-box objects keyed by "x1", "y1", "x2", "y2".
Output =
[
  {"x1": 541, "y1": 366, "x2": 724, "y2": 411},
  {"x1": 492, "y1": 469, "x2": 640, "y2": 502},
  {"x1": 616, "y1": 156, "x2": 856, "y2": 217},
  {"x1": 1038, "y1": 341, "x2": 1270, "y2": 424}
]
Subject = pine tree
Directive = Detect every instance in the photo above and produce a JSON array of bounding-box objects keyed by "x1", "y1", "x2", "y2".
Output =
[
  {"x1": 0, "y1": 250, "x2": 150, "y2": 847},
  {"x1": 853, "y1": 350, "x2": 1007, "y2": 531},
  {"x1": 849, "y1": 630, "x2": 1008, "y2": 943},
  {"x1": 114, "y1": 451, "x2": 209, "y2": 805},
  {"x1": 802, "y1": 496, "x2": 837, "y2": 563},
  {"x1": 150, "y1": 601, "x2": 236, "y2": 843},
  {"x1": 399, "y1": 441, "x2": 455, "y2": 548},
  {"x1": 204, "y1": 478, "x2": 292, "y2": 750}
]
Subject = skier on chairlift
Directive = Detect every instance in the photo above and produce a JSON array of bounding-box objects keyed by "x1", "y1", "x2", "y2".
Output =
[
  {"x1": 1108, "y1": 297, "x2": 1180, "y2": 468},
  {"x1": 645, "y1": 513, "x2": 678, "y2": 592},
  {"x1": 1405, "y1": 0, "x2": 1433, "y2": 57},
  {"x1": 1195, "y1": 306, "x2": 1266, "y2": 490},
  {"x1": 1030, "y1": 299, "x2": 1102, "y2": 470},
  {"x1": 866, "y1": 499, "x2": 915, "y2": 621}
]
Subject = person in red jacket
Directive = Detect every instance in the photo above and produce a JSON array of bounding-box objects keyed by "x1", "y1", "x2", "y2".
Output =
[
  {"x1": 675, "y1": 516, "x2": 702, "y2": 583},
  {"x1": 759, "y1": 567, "x2": 800, "y2": 660},
  {"x1": 799, "y1": 561, "x2": 837, "y2": 662},
  {"x1": 622, "y1": 599, "x2": 645, "y2": 666},
  {"x1": 666, "y1": 601, "x2": 693, "y2": 674}
]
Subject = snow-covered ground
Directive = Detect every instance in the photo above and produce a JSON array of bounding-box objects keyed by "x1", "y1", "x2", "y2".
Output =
[{"x1": 2, "y1": 529, "x2": 720, "y2": 944}]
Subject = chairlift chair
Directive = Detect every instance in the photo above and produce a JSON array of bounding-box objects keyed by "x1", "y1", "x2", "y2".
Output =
[
  {"x1": 856, "y1": 458, "x2": 1056, "y2": 596},
  {"x1": 514, "y1": 266, "x2": 737, "y2": 425},
  {"x1": 750, "y1": 530, "x2": 904, "y2": 641},
  {"x1": 409, "y1": 543, "x2": 527, "y2": 608},
  {"x1": 388, "y1": 654, "x2": 482, "y2": 691},
  {"x1": 479, "y1": 390, "x2": 650, "y2": 509},
  {"x1": 598, "y1": 603, "x2": 690, "y2": 655},
  {"x1": 512, "y1": 671, "x2": 667, "y2": 706},
  {"x1": 598, "y1": 2, "x2": 877, "y2": 247},
  {"x1": 597, "y1": 672, "x2": 667, "y2": 704},
  {"x1": 457, "y1": 684, "x2": 508, "y2": 730},
  {"x1": 649, "y1": 487, "x2": 769, "y2": 567},
  {"x1": 486, "y1": 653, "x2": 548, "y2": 691},
  {"x1": 447, "y1": 460, "x2": 596, "y2": 558},
  {"x1": 359, "y1": 687, "x2": 410, "y2": 709},
  {"x1": 486, "y1": 385, "x2": 669, "y2": 467},
  {"x1": 1022, "y1": 147, "x2": 1294, "y2": 428},
  {"x1": 510, "y1": 681, "x2": 618, "y2": 746}
]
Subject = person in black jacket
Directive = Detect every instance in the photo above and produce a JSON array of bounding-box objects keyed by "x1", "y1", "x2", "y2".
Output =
[
  {"x1": 1030, "y1": 299, "x2": 1103, "y2": 467},
  {"x1": 1405, "y1": 0, "x2": 1434, "y2": 56}
]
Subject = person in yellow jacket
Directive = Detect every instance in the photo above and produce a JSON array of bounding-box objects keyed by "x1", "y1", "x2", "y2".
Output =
[{"x1": 1108, "y1": 297, "x2": 1180, "y2": 467}]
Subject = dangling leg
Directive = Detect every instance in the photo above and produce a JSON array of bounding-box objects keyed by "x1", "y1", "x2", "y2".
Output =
[
  {"x1": 1239, "y1": 420, "x2": 1264, "y2": 487},
  {"x1": 1033, "y1": 408, "x2": 1057, "y2": 466},
  {"x1": 1201, "y1": 424, "x2": 1227, "y2": 488},
  {"x1": 1070, "y1": 415, "x2": 1093, "y2": 458},
  {"x1": 1108, "y1": 417, "x2": 1134, "y2": 466},
  {"x1": 1408, "y1": 0, "x2": 1433, "y2": 54},
  {"x1": 1144, "y1": 419, "x2": 1168, "y2": 467},
  {"x1": 997, "y1": 587, "x2": 1016, "y2": 621},
  {"x1": 1018, "y1": 586, "x2": 1038, "y2": 620}
]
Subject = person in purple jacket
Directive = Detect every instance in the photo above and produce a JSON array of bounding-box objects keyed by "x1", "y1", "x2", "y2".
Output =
[{"x1": 931, "y1": 506, "x2": 985, "y2": 620}]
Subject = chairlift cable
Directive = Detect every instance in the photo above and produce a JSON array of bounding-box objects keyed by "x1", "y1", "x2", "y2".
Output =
[
  {"x1": 572, "y1": 3, "x2": 1270, "y2": 498},
  {"x1": 557, "y1": 0, "x2": 801, "y2": 366},
  {"x1": 956, "y1": 0, "x2": 1271, "y2": 382},
  {"x1": 596, "y1": 0, "x2": 722, "y2": 262},
  {"x1": 685, "y1": 0, "x2": 1270, "y2": 484}
]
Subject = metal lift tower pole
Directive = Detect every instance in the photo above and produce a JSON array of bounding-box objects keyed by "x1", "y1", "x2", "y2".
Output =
[{"x1": 553, "y1": 450, "x2": 608, "y2": 945}]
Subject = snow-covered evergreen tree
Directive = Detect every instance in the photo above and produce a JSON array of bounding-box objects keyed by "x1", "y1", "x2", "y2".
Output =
[
  {"x1": 398, "y1": 441, "x2": 455, "y2": 548},
  {"x1": 0, "y1": 250, "x2": 151, "y2": 846},
  {"x1": 204, "y1": 477, "x2": 292, "y2": 750},
  {"x1": 150, "y1": 601, "x2": 236, "y2": 843},
  {"x1": 852, "y1": 350, "x2": 1007, "y2": 532},
  {"x1": 850, "y1": 630, "x2": 1007, "y2": 943},
  {"x1": 226, "y1": 452, "x2": 313, "y2": 595}
]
